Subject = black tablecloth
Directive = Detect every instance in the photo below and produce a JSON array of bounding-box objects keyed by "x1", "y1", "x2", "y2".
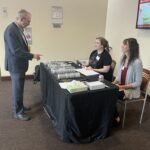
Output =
[{"x1": 40, "y1": 63, "x2": 118, "y2": 143}]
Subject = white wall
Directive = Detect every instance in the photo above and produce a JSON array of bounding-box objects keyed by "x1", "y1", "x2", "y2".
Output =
[
  {"x1": 105, "y1": 0, "x2": 150, "y2": 93},
  {"x1": 0, "y1": 0, "x2": 108, "y2": 76}
]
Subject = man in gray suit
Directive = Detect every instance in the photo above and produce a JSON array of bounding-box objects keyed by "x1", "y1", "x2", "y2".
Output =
[{"x1": 4, "y1": 9, "x2": 42, "y2": 121}]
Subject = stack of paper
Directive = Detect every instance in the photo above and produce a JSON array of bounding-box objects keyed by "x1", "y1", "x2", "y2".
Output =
[
  {"x1": 59, "y1": 80, "x2": 88, "y2": 93},
  {"x1": 85, "y1": 81, "x2": 105, "y2": 90},
  {"x1": 75, "y1": 68, "x2": 99, "y2": 76}
]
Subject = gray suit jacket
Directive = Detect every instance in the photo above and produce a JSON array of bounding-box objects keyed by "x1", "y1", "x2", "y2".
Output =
[{"x1": 4, "y1": 22, "x2": 33, "y2": 73}]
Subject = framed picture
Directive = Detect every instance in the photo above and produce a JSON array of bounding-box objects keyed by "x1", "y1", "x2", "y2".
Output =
[{"x1": 52, "y1": 6, "x2": 63, "y2": 27}]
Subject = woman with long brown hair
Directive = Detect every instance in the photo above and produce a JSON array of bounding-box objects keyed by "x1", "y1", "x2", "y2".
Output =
[{"x1": 113, "y1": 38, "x2": 143, "y2": 125}]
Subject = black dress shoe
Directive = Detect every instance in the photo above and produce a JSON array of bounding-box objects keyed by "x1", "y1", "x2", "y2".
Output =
[
  {"x1": 112, "y1": 118, "x2": 121, "y2": 128},
  {"x1": 14, "y1": 113, "x2": 31, "y2": 121},
  {"x1": 23, "y1": 106, "x2": 31, "y2": 112}
]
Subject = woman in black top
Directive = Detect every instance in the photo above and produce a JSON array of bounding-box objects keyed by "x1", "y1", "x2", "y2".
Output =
[{"x1": 86, "y1": 37, "x2": 113, "y2": 81}]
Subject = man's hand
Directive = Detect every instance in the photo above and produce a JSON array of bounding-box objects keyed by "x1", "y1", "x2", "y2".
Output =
[{"x1": 33, "y1": 54, "x2": 42, "y2": 61}]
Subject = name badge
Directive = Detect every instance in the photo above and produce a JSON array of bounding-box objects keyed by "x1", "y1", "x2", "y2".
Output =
[
  {"x1": 96, "y1": 55, "x2": 100, "y2": 61},
  {"x1": 121, "y1": 66, "x2": 124, "y2": 70}
]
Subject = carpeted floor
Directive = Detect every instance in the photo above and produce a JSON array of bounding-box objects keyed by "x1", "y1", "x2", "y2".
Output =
[{"x1": 0, "y1": 79, "x2": 150, "y2": 150}]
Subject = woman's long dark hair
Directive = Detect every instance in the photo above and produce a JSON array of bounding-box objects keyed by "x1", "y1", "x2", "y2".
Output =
[
  {"x1": 122, "y1": 38, "x2": 139, "y2": 65},
  {"x1": 96, "y1": 37, "x2": 112, "y2": 52}
]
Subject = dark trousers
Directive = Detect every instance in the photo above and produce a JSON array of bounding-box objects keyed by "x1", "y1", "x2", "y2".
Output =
[
  {"x1": 10, "y1": 72, "x2": 25, "y2": 115},
  {"x1": 114, "y1": 91, "x2": 125, "y2": 118}
]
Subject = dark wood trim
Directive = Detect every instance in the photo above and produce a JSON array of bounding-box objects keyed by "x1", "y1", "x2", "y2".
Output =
[{"x1": 1, "y1": 75, "x2": 33, "y2": 81}]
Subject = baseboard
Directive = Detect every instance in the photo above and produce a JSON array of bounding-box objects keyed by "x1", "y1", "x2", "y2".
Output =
[{"x1": 1, "y1": 75, "x2": 33, "y2": 81}]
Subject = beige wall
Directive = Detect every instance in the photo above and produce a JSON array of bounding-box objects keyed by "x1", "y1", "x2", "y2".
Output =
[
  {"x1": 0, "y1": 0, "x2": 108, "y2": 76},
  {"x1": 105, "y1": 0, "x2": 150, "y2": 93}
]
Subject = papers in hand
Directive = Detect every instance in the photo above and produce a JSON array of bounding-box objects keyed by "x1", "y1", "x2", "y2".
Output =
[
  {"x1": 85, "y1": 81, "x2": 105, "y2": 90},
  {"x1": 75, "y1": 68, "x2": 99, "y2": 76}
]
